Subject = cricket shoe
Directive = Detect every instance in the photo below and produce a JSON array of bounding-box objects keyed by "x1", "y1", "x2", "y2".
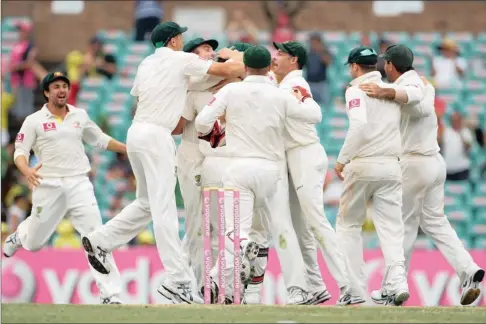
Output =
[
  {"x1": 370, "y1": 288, "x2": 388, "y2": 305},
  {"x1": 305, "y1": 289, "x2": 332, "y2": 305},
  {"x1": 384, "y1": 290, "x2": 410, "y2": 306},
  {"x1": 199, "y1": 280, "x2": 219, "y2": 304},
  {"x1": 101, "y1": 296, "x2": 122, "y2": 304},
  {"x1": 336, "y1": 293, "x2": 366, "y2": 306},
  {"x1": 82, "y1": 235, "x2": 111, "y2": 274},
  {"x1": 3, "y1": 231, "x2": 22, "y2": 258},
  {"x1": 159, "y1": 282, "x2": 203, "y2": 304},
  {"x1": 240, "y1": 241, "x2": 259, "y2": 286},
  {"x1": 460, "y1": 268, "x2": 485, "y2": 306},
  {"x1": 287, "y1": 287, "x2": 309, "y2": 305}
]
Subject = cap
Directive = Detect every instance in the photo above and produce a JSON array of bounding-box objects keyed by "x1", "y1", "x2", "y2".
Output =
[
  {"x1": 273, "y1": 41, "x2": 308, "y2": 67},
  {"x1": 243, "y1": 45, "x2": 272, "y2": 69},
  {"x1": 42, "y1": 72, "x2": 71, "y2": 92},
  {"x1": 183, "y1": 37, "x2": 219, "y2": 53},
  {"x1": 151, "y1": 21, "x2": 188, "y2": 48},
  {"x1": 380, "y1": 44, "x2": 414, "y2": 69},
  {"x1": 345, "y1": 46, "x2": 378, "y2": 65},
  {"x1": 230, "y1": 42, "x2": 253, "y2": 52}
]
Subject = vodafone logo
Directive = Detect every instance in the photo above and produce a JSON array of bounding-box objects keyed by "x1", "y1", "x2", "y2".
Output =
[{"x1": 42, "y1": 122, "x2": 57, "y2": 132}]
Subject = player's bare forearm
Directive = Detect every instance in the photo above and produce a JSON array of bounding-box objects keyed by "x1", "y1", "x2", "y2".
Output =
[
  {"x1": 172, "y1": 117, "x2": 185, "y2": 135},
  {"x1": 107, "y1": 139, "x2": 127, "y2": 154},
  {"x1": 14, "y1": 155, "x2": 31, "y2": 177}
]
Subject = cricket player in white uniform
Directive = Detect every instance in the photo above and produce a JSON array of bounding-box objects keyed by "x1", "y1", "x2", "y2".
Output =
[
  {"x1": 3, "y1": 72, "x2": 126, "y2": 304},
  {"x1": 359, "y1": 45, "x2": 485, "y2": 306},
  {"x1": 177, "y1": 38, "x2": 248, "y2": 293},
  {"x1": 272, "y1": 41, "x2": 350, "y2": 305},
  {"x1": 195, "y1": 45, "x2": 323, "y2": 304},
  {"x1": 81, "y1": 22, "x2": 245, "y2": 304},
  {"x1": 335, "y1": 46, "x2": 413, "y2": 306}
]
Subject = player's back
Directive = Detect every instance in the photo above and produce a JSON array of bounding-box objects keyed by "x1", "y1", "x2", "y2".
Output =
[
  {"x1": 223, "y1": 76, "x2": 288, "y2": 161},
  {"x1": 131, "y1": 48, "x2": 210, "y2": 130},
  {"x1": 396, "y1": 71, "x2": 440, "y2": 156},
  {"x1": 347, "y1": 77, "x2": 402, "y2": 159}
]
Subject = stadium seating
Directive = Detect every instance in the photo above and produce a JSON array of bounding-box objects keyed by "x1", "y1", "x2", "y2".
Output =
[{"x1": 2, "y1": 17, "x2": 485, "y2": 247}]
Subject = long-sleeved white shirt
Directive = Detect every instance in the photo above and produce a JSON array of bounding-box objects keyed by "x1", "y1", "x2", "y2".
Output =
[
  {"x1": 130, "y1": 47, "x2": 212, "y2": 131},
  {"x1": 395, "y1": 70, "x2": 440, "y2": 156},
  {"x1": 337, "y1": 71, "x2": 402, "y2": 164},
  {"x1": 279, "y1": 70, "x2": 322, "y2": 150},
  {"x1": 195, "y1": 75, "x2": 322, "y2": 161},
  {"x1": 14, "y1": 105, "x2": 112, "y2": 177}
]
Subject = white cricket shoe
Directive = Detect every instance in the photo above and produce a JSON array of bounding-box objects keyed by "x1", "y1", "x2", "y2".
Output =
[
  {"x1": 384, "y1": 289, "x2": 410, "y2": 306},
  {"x1": 460, "y1": 268, "x2": 485, "y2": 306},
  {"x1": 101, "y1": 296, "x2": 122, "y2": 304},
  {"x1": 370, "y1": 288, "x2": 388, "y2": 305},
  {"x1": 242, "y1": 283, "x2": 262, "y2": 304},
  {"x1": 158, "y1": 282, "x2": 203, "y2": 304},
  {"x1": 336, "y1": 293, "x2": 366, "y2": 306},
  {"x1": 240, "y1": 241, "x2": 259, "y2": 286},
  {"x1": 82, "y1": 235, "x2": 111, "y2": 275},
  {"x1": 306, "y1": 289, "x2": 332, "y2": 305},
  {"x1": 287, "y1": 287, "x2": 309, "y2": 305},
  {"x1": 3, "y1": 231, "x2": 22, "y2": 257}
]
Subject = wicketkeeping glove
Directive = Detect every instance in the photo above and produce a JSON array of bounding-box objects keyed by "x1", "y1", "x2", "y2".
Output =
[
  {"x1": 292, "y1": 86, "x2": 312, "y2": 102},
  {"x1": 198, "y1": 120, "x2": 225, "y2": 148}
]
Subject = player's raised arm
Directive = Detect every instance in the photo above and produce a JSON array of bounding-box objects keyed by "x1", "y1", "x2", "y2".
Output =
[
  {"x1": 337, "y1": 87, "x2": 368, "y2": 166},
  {"x1": 81, "y1": 110, "x2": 126, "y2": 154}
]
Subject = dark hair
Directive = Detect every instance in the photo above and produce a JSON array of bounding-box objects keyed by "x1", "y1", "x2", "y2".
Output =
[
  {"x1": 357, "y1": 64, "x2": 377, "y2": 73},
  {"x1": 298, "y1": 61, "x2": 305, "y2": 70}
]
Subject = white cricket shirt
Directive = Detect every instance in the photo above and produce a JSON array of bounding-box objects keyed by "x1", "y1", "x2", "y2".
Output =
[
  {"x1": 14, "y1": 105, "x2": 112, "y2": 177},
  {"x1": 130, "y1": 47, "x2": 212, "y2": 131},
  {"x1": 279, "y1": 70, "x2": 322, "y2": 150},
  {"x1": 195, "y1": 75, "x2": 322, "y2": 161},
  {"x1": 395, "y1": 70, "x2": 440, "y2": 156},
  {"x1": 338, "y1": 71, "x2": 402, "y2": 164}
]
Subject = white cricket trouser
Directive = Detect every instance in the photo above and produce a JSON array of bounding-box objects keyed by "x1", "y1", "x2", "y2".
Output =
[
  {"x1": 336, "y1": 157, "x2": 407, "y2": 298},
  {"x1": 16, "y1": 175, "x2": 121, "y2": 299},
  {"x1": 287, "y1": 142, "x2": 349, "y2": 291},
  {"x1": 401, "y1": 153, "x2": 479, "y2": 280},
  {"x1": 177, "y1": 142, "x2": 205, "y2": 289},
  {"x1": 90, "y1": 122, "x2": 193, "y2": 285}
]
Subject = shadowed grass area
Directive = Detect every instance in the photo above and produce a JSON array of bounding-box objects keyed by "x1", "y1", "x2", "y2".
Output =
[{"x1": 2, "y1": 304, "x2": 486, "y2": 323}]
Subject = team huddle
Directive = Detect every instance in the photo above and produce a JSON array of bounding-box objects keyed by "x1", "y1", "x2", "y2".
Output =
[{"x1": 4, "y1": 21, "x2": 484, "y2": 307}]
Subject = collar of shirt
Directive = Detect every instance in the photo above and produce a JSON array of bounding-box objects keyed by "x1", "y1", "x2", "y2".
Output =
[
  {"x1": 280, "y1": 69, "x2": 303, "y2": 85},
  {"x1": 244, "y1": 75, "x2": 274, "y2": 85},
  {"x1": 154, "y1": 47, "x2": 174, "y2": 55},
  {"x1": 41, "y1": 104, "x2": 75, "y2": 119},
  {"x1": 350, "y1": 71, "x2": 382, "y2": 86},
  {"x1": 394, "y1": 70, "x2": 418, "y2": 85}
]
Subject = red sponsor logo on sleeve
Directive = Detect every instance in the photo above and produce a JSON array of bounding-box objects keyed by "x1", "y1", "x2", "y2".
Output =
[
  {"x1": 42, "y1": 122, "x2": 57, "y2": 132},
  {"x1": 16, "y1": 133, "x2": 24, "y2": 143},
  {"x1": 348, "y1": 98, "x2": 361, "y2": 110},
  {"x1": 208, "y1": 97, "x2": 216, "y2": 106}
]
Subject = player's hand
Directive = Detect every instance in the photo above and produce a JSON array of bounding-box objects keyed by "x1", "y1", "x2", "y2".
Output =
[
  {"x1": 334, "y1": 162, "x2": 345, "y2": 181},
  {"x1": 25, "y1": 164, "x2": 43, "y2": 189},
  {"x1": 292, "y1": 86, "x2": 312, "y2": 102},
  {"x1": 359, "y1": 83, "x2": 383, "y2": 99}
]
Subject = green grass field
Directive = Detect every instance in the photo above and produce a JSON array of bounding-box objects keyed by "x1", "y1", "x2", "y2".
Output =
[{"x1": 2, "y1": 304, "x2": 486, "y2": 323}]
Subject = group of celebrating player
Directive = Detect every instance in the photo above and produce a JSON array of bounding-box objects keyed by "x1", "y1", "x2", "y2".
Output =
[{"x1": 4, "y1": 21, "x2": 484, "y2": 307}]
